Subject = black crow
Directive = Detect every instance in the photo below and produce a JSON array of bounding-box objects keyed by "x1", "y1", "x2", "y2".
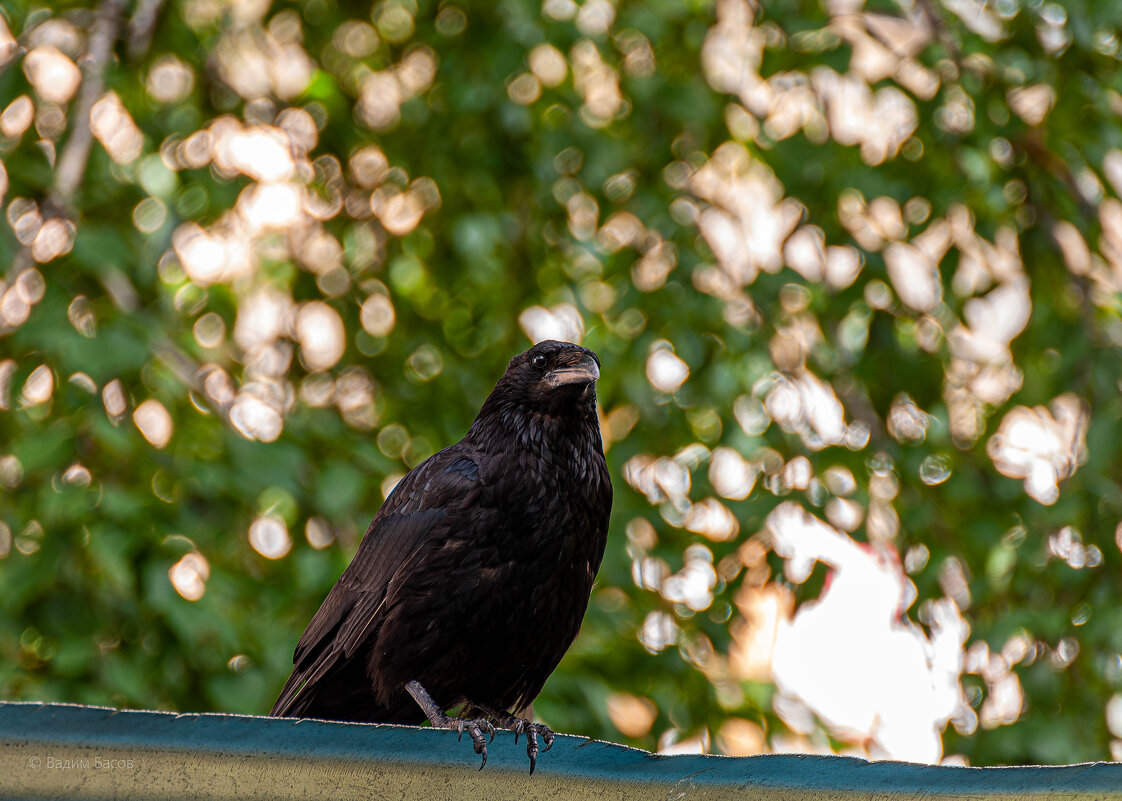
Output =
[{"x1": 271, "y1": 340, "x2": 612, "y2": 773}]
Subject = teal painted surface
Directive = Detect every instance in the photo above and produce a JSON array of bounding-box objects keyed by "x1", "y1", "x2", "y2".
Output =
[{"x1": 0, "y1": 702, "x2": 1120, "y2": 800}]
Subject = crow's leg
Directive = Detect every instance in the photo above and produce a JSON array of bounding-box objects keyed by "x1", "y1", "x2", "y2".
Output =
[
  {"x1": 405, "y1": 680, "x2": 495, "y2": 770},
  {"x1": 477, "y1": 703, "x2": 554, "y2": 775}
]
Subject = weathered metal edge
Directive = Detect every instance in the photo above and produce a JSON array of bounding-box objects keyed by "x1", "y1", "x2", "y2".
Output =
[{"x1": 0, "y1": 702, "x2": 1119, "y2": 801}]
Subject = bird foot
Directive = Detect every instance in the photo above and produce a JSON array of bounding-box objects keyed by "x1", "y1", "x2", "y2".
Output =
[
  {"x1": 508, "y1": 717, "x2": 554, "y2": 775},
  {"x1": 406, "y1": 680, "x2": 495, "y2": 770},
  {"x1": 476, "y1": 705, "x2": 555, "y2": 775},
  {"x1": 452, "y1": 716, "x2": 497, "y2": 770}
]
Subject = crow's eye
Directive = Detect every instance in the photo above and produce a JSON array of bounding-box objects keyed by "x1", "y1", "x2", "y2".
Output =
[{"x1": 531, "y1": 354, "x2": 548, "y2": 369}]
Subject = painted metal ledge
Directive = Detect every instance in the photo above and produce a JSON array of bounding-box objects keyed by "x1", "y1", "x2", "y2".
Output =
[{"x1": 0, "y1": 702, "x2": 1120, "y2": 801}]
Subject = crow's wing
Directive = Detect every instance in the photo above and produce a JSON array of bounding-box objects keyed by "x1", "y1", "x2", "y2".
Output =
[{"x1": 270, "y1": 448, "x2": 482, "y2": 717}]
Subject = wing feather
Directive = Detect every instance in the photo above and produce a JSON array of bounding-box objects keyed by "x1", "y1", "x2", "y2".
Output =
[{"x1": 270, "y1": 448, "x2": 481, "y2": 717}]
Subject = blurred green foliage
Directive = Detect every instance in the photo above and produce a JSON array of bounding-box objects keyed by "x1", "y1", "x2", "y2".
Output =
[{"x1": 2, "y1": 0, "x2": 1122, "y2": 767}]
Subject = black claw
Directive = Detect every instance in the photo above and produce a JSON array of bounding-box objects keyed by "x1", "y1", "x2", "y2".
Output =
[
  {"x1": 447, "y1": 717, "x2": 496, "y2": 770},
  {"x1": 466, "y1": 721, "x2": 489, "y2": 771},
  {"x1": 526, "y1": 725, "x2": 541, "y2": 776},
  {"x1": 466, "y1": 710, "x2": 555, "y2": 775}
]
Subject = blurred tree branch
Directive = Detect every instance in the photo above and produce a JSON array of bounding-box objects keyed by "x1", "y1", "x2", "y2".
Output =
[
  {"x1": 7, "y1": 0, "x2": 126, "y2": 280},
  {"x1": 50, "y1": 0, "x2": 127, "y2": 215},
  {"x1": 126, "y1": 0, "x2": 165, "y2": 61}
]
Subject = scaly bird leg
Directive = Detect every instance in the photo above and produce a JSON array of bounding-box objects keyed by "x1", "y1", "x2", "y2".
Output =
[
  {"x1": 405, "y1": 680, "x2": 495, "y2": 770},
  {"x1": 477, "y1": 703, "x2": 555, "y2": 775}
]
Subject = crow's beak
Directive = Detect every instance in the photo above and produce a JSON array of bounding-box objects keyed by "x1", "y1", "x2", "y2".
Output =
[{"x1": 545, "y1": 355, "x2": 600, "y2": 389}]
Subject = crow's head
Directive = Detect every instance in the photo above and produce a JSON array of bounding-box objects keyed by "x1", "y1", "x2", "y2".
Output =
[{"x1": 482, "y1": 340, "x2": 601, "y2": 421}]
